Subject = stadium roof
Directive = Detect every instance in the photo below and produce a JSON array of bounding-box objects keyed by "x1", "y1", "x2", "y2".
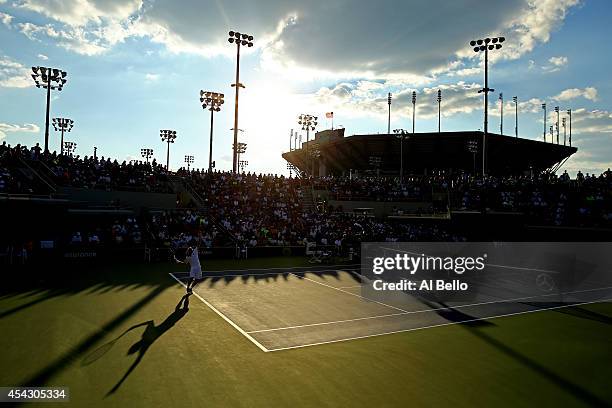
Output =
[{"x1": 282, "y1": 130, "x2": 577, "y2": 177}]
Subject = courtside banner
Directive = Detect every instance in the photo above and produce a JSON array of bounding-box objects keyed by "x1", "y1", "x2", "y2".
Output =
[{"x1": 361, "y1": 242, "x2": 612, "y2": 312}]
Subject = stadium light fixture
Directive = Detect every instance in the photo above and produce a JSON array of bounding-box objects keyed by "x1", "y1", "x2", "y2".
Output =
[
  {"x1": 308, "y1": 143, "x2": 322, "y2": 177},
  {"x1": 541, "y1": 103, "x2": 547, "y2": 142},
  {"x1": 239, "y1": 159, "x2": 248, "y2": 173},
  {"x1": 228, "y1": 30, "x2": 254, "y2": 173},
  {"x1": 63, "y1": 141, "x2": 76, "y2": 157},
  {"x1": 200, "y1": 90, "x2": 224, "y2": 172},
  {"x1": 437, "y1": 90, "x2": 442, "y2": 133},
  {"x1": 566, "y1": 108, "x2": 572, "y2": 146},
  {"x1": 469, "y1": 35, "x2": 505, "y2": 175},
  {"x1": 52, "y1": 117, "x2": 74, "y2": 155},
  {"x1": 387, "y1": 92, "x2": 392, "y2": 134},
  {"x1": 467, "y1": 139, "x2": 478, "y2": 174},
  {"x1": 298, "y1": 114, "x2": 318, "y2": 159},
  {"x1": 393, "y1": 129, "x2": 409, "y2": 183},
  {"x1": 184, "y1": 155, "x2": 194, "y2": 171},
  {"x1": 562, "y1": 117, "x2": 567, "y2": 146},
  {"x1": 140, "y1": 148, "x2": 153, "y2": 164},
  {"x1": 160, "y1": 129, "x2": 177, "y2": 170},
  {"x1": 554, "y1": 106, "x2": 560, "y2": 144},
  {"x1": 512, "y1": 96, "x2": 518, "y2": 138},
  {"x1": 411, "y1": 91, "x2": 417, "y2": 134},
  {"x1": 236, "y1": 142, "x2": 247, "y2": 169},
  {"x1": 32, "y1": 66, "x2": 68, "y2": 154}
]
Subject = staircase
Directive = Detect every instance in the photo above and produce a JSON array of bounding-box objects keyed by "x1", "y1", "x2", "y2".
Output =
[{"x1": 300, "y1": 185, "x2": 316, "y2": 213}]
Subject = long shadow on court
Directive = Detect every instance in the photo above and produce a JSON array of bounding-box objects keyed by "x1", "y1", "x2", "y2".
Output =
[
  {"x1": 106, "y1": 294, "x2": 191, "y2": 396},
  {"x1": 431, "y1": 301, "x2": 610, "y2": 407}
]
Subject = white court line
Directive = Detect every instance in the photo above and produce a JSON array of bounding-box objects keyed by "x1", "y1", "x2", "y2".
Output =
[
  {"x1": 169, "y1": 273, "x2": 270, "y2": 353},
  {"x1": 172, "y1": 268, "x2": 361, "y2": 280},
  {"x1": 290, "y1": 273, "x2": 409, "y2": 313},
  {"x1": 337, "y1": 285, "x2": 363, "y2": 289},
  {"x1": 246, "y1": 286, "x2": 612, "y2": 334},
  {"x1": 266, "y1": 298, "x2": 612, "y2": 352}
]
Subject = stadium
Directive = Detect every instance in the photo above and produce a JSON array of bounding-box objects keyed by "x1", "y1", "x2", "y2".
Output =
[{"x1": 1, "y1": 2, "x2": 612, "y2": 407}]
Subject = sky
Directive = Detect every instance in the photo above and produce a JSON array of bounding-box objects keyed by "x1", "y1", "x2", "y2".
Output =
[{"x1": 0, "y1": 0, "x2": 610, "y2": 176}]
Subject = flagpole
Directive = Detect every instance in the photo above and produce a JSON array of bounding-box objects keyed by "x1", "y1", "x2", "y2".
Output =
[{"x1": 332, "y1": 112, "x2": 334, "y2": 130}]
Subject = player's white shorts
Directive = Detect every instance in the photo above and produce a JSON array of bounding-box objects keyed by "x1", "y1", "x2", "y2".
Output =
[{"x1": 189, "y1": 267, "x2": 202, "y2": 280}]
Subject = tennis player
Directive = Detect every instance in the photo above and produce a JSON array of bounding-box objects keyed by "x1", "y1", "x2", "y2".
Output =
[{"x1": 176, "y1": 246, "x2": 202, "y2": 294}]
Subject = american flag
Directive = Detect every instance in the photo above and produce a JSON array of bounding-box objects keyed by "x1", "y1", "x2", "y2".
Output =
[{"x1": 325, "y1": 112, "x2": 334, "y2": 118}]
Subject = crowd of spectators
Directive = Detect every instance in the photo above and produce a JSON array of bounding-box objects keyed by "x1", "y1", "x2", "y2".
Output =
[
  {"x1": 147, "y1": 210, "x2": 224, "y2": 249},
  {"x1": 0, "y1": 142, "x2": 40, "y2": 194},
  {"x1": 67, "y1": 216, "x2": 144, "y2": 247}
]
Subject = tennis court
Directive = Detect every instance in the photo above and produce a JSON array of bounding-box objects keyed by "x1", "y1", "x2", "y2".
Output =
[{"x1": 170, "y1": 264, "x2": 612, "y2": 352}]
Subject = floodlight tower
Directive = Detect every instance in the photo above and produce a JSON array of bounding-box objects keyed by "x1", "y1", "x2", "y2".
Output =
[
  {"x1": 239, "y1": 160, "x2": 248, "y2": 173},
  {"x1": 228, "y1": 30, "x2": 254, "y2": 173},
  {"x1": 562, "y1": 117, "x2": 567, "y2": 146},
  {"x1": 393, "y1": 129, "x2": 409, "y2": 183},
  {"x1": 437, "y1": 90, "x2": 442, "y2": 133},
  {"x1": 63, "y1": 141, "x2": 77, "y2": 157},
  {"x1": 236, "y1": 142, "x2": 247, "y2": 167},
  {"x1": 411, "y1": 91, "x2": 417, "y2": 134},
  {"x1": 31, "y1": 66, "x2": 67, "y2": 154},
  {"x1": 387, "y1": 92, "x2": 392, "y2": 134},
  {"x1": 185, "y1": 155, "x2": 194, "y2": 171},
  {"x1": 52, "y1": 117, "x2": 74, "y2": 155},
  {"x1": 566, "y1": 108, "x2": 572, "y2": 146},
  {"x1": 541, "y1": 103, "x2": 547, "y2": 142},
  {"x1": 309, "y1": 143, "x2": 321, "y2": 176},
  {"x1": 160, "y1": 129, "x2": 177, "y2": 170},
  {"x1": 512, "y1": 96, "x2": 518, "y2": 138},
  {"x1": 199, "y1": 90, "x2": 224, "y2": 172},
  {"x1": 549, "y1": 125, "x2": 554, "y2": 142},
  {"x1": 467, "y1": 139, "x2": 478, "y2": 175},
  {"x1": 554, "y1": 106, "x2": 560, "y2": 144},
  {"x1": 140, "y1": 148, "x2": 153, "y2": 163},
  {"x1": 298, "y1": 114, "x2": 317, "y2": 152},
  {"x1": 469, "y1": 36, "x2": 505, "y2": 175},
  {"x1": 499, "y1": 93, "x2": 504, "y2": 135}
]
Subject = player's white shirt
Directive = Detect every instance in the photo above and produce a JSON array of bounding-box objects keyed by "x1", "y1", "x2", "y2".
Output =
[{"x1": 186, "y1": 248, "x2": 202, "y2": 279}]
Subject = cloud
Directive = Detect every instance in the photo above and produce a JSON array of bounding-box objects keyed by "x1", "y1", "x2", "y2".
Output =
[
  {"x1": 37, "y1": 53, "x2": 49, "y2": 60},
  {"x1": 548, "y1": 56, "x2": 568, "y2": 67},
  {"x1": 10, "y1": 0, "x2": 581, "y2": 79},
  {"x1": 0, "y1": 55, "x2": 32, "y2": 88},
  {"x1": 0, "y1": 123, "x2": 40, "y2": 140},
  {"x1": 0, "y1": 11, "x2": 12, "y2": 26},
  {"x1": 144, "y1": 73, "x2": 159, "y2": 82},
  {"x1": 553, "y1": 87, "x2": 598, "y2": 102}
]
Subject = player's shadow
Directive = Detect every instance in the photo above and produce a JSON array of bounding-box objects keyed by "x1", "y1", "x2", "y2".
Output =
[{"x1": 106, "y1": 293, "x2": 191, "y2": 396}]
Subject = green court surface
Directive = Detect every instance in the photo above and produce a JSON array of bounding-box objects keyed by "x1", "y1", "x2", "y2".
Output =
[{"x1": 1, "y1": 257, "x2": 611, "y2": 407}]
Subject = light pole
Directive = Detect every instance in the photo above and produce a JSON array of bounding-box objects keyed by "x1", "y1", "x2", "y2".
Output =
[
  {"x1": 469, "y1": 36, "x2": 505, "y2": 176},
  {"x1": 554, "y1": 106, "x2": 560, "y2": 145},
  {"x1": 309, "y1": 143, "x2": 321, "y2": 177},
  {"x1": 93, "y1": 146, "x2": 97, "y2": 160},
  {"x1": 31, "y1": 66, "x2": 67, "y2": 154},
  {"x1": 298, "y1": 114, "x2": 317, "y2": 152},
  {"x1": 239, "y1": 160, "x2": 248, "y2": 173},
  {"x1": 236, "y1": 142, "x2": 247, "y2": 168},
  {"x1": 52, "y1": 117, "x2": 74, "y2": 155},
  {"x1": 499, "y1": 93, "x2": 503, "y2": 135},
  {"x1": 160, "y1": 129, "x2": 177, "y2": 170},
  {"x1": 387, "y1": 92, "x2": 392, "y2": 134},
  {"x1": 562, "y1": 117, "x2": 567, "y2": 146},
  {"x1": 437, "y1": 89, "x2": 442, "y2": 133},
  {"x1": 549, "y1": 125, "x2": 554, "y2": 143},
  {"x1": 467, "y1": 139, "x2": 478, "y2": 175},
  {"x1": 289, "y1": 129, "x2": 293, "y2": 151},
  {"x1": 185, "y1": 155, "x2": 194, "y2": 171},
  {"x1": 411, "y1": 91, "x2": 417, "y2": 134},
  {"x1": 393, "y1": 129, "x2": 408, "y2": 183},
  {"x1": 566, "y1": 108, "x2": 572, "y2": 146},
  {"x1": 63, "y1": 141, "x2": 76, "y2": 157},
  {"x1": 541, "y1": 103, "x2": 547, "y2": 142},
  {"x1": 141, "y1": 148, "x2": 153, "y2": 163},
  {"x1": 199, "y1": 90, "x2": 224, "y2": 172},
  {"x1": 228, "y1": 30, "x2": 254, "y2": 173},
  {"x1": 512, "y1": 96, "x2": 518, "y2": 138}
]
